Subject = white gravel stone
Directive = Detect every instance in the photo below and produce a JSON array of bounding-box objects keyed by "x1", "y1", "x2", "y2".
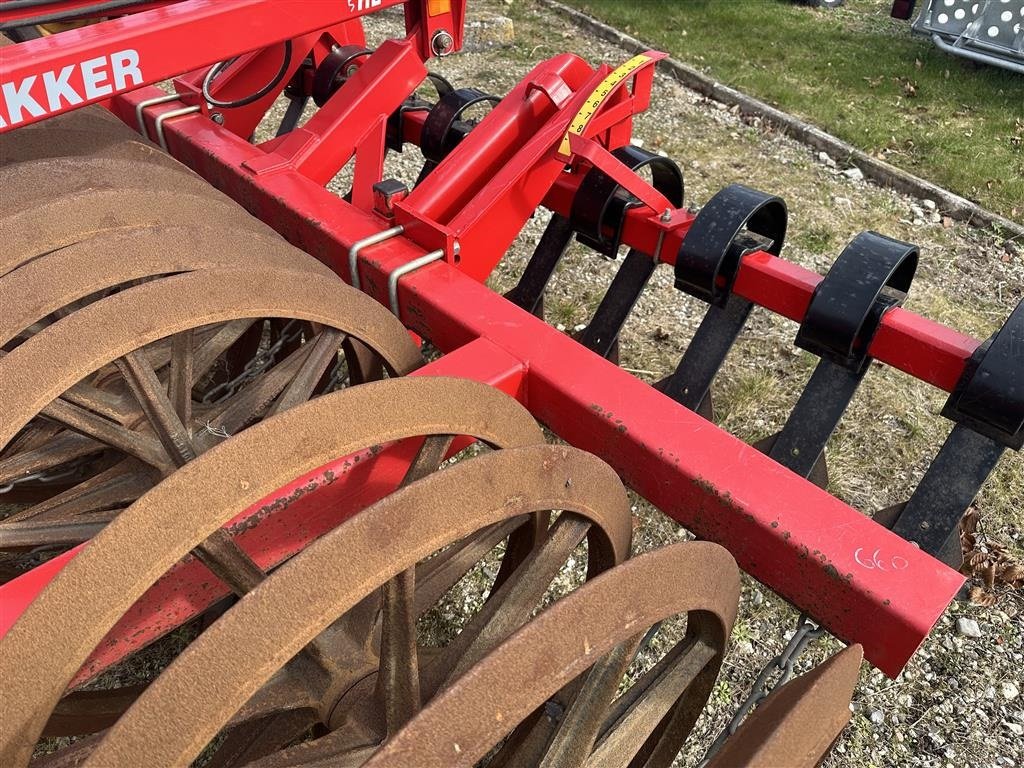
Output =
[
  {"x1": 922, "y1": 198, "x2": 938, "y2": 211},
  {"x1": 817, "y1": 151, "x2": 837, "y2": 169},
  {"x1": 1003, "y1": 681, "x2": 1020, "y2": 701},
  {"x1": 870, "y1": 710, "x2": 885, "y2": 725},
  {"x1": 463, "y1": 13, "x2": 514, "y2": 51},
  {"x1": 842, "y1": 166, "x2": 864, "y2": 181},
  {"x1": 956, "y1": 617, "x2": 983, "y2": 638}
]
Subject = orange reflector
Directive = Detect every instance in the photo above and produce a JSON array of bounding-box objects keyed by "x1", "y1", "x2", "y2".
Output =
[{"x1": 428, "y1": 0, "x2": 451, "y2": 16}]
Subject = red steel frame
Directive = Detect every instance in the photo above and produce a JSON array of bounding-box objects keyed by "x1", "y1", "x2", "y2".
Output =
[{"x1": 0, "y1": 0, "x2": 979, "y2": 679}]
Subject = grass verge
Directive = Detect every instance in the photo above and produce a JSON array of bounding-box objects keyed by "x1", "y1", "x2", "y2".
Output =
[{"x1": 558, "y1": 0, "x2": 1024, "y2": 223}]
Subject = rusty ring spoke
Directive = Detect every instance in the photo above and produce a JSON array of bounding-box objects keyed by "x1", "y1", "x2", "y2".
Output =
[
  {"x1": 0, "y1": 377, "x2": 546, "y2": 766},
  {"x1": 0, "y1": 223, "x2": 335, "y2": 348},
  {"x1": 364, "y1": 542, "x2": 741, "y2": 768},
  {"x1": 82, "y1": 443, "x2": 631, "y2": 768},
  {"x1": 0, "y1": 266, "x2": 424, "y2": 562}
]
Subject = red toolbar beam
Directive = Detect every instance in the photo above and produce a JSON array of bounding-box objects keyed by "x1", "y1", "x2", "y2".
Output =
[
  {"x1": 0, "y1": 0, "x2": 407, "y2": 130},
  {"x1": 110, "y1": 94, "x2": 964, "y2": 675}
]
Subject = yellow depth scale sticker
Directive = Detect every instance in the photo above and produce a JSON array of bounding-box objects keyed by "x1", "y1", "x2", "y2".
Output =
[{"x1": 558, "y1": 53, "x2": 654, "y2": 158}]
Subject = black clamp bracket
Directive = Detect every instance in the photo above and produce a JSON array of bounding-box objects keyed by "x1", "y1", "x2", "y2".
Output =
[
  {"x1": 941, "y1": 300, "x2": 1024, "y2": 450},
  {"x1": 385, "y1": 72, "x2": 454, "y2": 153},
  {"x1": 674, "y1": 183, "x2": 787, "y2": 307},
  {"x1": 571, "y1": 147, "x2": 683, "y2": 359},
  {"x1": 886, "y1": 299, "x2": 1023, "y2": 562},
  {"x1": 661, "y1": 185, "x2": 787, "y2": 414},
  {"x1": 506, "y1": 148, "x2": 682, "y2": 325},
  {"x1": 275, "y1": 55, "x2": 315, "y2": 138},
  {"x1": 312, "y1": 46, "x2": 373, "y2": 107},
  {"x1": 795, "y1": 231, "x2": 918, "y2": 374},
  {"x1": 570, "y1": 145, "x2": 683, "y2": 259},
  {"x1": 416, "y1": 87, "x2": 500, "y2": 182},
  {"x1": 763, "y1": 232, "x2": 918, "y2": 483}
]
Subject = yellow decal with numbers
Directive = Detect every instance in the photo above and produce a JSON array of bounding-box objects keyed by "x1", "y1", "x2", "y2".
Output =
[{"x1": 558, "y1": 53, "x2": 653, "y2": 158}]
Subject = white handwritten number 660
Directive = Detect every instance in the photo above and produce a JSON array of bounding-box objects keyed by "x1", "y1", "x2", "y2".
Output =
[{"x1": 854, "y1": 548, "x2": 909, "y2": 571}]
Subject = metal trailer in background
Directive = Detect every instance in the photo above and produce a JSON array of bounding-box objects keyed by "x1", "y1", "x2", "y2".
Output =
[{"x1": 892, "y1": 0, "x2": 1024, "y2": 73}]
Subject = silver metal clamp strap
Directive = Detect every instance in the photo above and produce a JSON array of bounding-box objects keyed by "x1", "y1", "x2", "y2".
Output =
[
  {"x1": 348, "y1": 226, "x2": 405, "y2": 291},
  {"x1": 154, "y1": 105, "x2": 201, "y2": 152},
  {"x1": 388, "y1": 249, "x2": 446, "y2": 317},
  {"x1": 135, "y1": 93, "x2": 181, "y2": 139}
]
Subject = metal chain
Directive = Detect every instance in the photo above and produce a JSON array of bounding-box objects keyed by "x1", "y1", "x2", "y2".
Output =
[
  {"x1": 200, "y1": 320, "x2": 305, "y2": 404},
  {"x1": 699, "y1": 612, "x2": 825, "y2": 765},
  {"x1": 323, "y1": 355, "x2": 349, "y2": 393},
  {"x1": 0, "y1": 464, "x2": 85, "y2": 494}
]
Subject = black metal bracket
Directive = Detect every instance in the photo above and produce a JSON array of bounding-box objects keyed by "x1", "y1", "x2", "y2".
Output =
[
  {"x1": 569, "y1": 147, "x2": 683, "y2": 358},
  {"x1": 673, "y1": 183, "x2": 787, "y2": 307},
  {"x1": 887, "y1": 299, "x2": 1023, "y2": 559},
  {"x1": 312, "y1": 46, "x2": 373, "y2": 107},
  {"x1": 661, "y1": 185, "x2": 787, "y2": 413},
  {"x1": 763, "y1": 232, "x2": 918, "y2": 481},
  {"x1": 570, "y1": 145, "x2": 683, "y2": 259},
  {"x1": 275, "y1": 56, "x2": 315, "y2": 137},
  {"x1": 795, "y1": 231, "x2": 918, "y2": 374},
  {"x1": 941, "y1": 299, "x2": 1024, "y2": 451},
  {"x1": 385, "y1": 72, "x2": 453, "y2": 153},
  {"x1": 416, "y1": 87, "x2": 500, "y2": 182},
  {"x1": 506, "y1": 148, "x2": 682, "y2": 333},
  {"x1": 504, "y1": 213, "x2": 575, "y2": 318},
  {"x1": 577, "y1": 248, "x2": 657, "y2": 359}
]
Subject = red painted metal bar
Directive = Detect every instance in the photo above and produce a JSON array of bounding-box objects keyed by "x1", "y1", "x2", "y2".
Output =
[
  {"x1": 0, "y1": 0, "x2": 410, "y2": 129},
  {"x1": 0, "y1": 0, "x2": 175, "y2": 26},
  {"x1": 244, "y1": 38, "x2": 429, "y2": 185},
  {"x1": 399, "y1": 109, "x2": 981, "y2": 390},
  {"x1": 367, "y1": 233, "x2": 965, "y2": 680},
  {"x1": 95, "y1": 94, "x2": 965, "y2": 676}
]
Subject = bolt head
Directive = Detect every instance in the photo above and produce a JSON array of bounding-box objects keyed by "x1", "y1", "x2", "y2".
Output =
[
  {"x1": 431, "y1": 30, "x2": 455, "y2": 57},
  {"x1": 211, "y1": 112, "x2": 225, "y2": 125}
]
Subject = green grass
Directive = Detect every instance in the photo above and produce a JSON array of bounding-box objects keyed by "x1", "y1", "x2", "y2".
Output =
[{"x1": 559, "y1": 0, "x2": 1024, "y2": 223}]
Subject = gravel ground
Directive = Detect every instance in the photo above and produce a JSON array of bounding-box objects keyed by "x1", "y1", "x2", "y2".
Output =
[{"x1": 350, "y1": 3, "x2": 1023, "y2": 766}]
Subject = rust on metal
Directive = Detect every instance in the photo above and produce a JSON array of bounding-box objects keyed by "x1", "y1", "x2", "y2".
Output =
[
  {"x1": 84, "y1": 444, "x2": 631, "y2": 767},
  {"x1": 0, "y1": 157, "x2": 273, "y2": 275},
  {"x1": 0, "y1": 376, "x2": 549, "y2": 766},
  {"x1": 0, "y1": 267, "x2": 424, "y2": 449},
  {"x1": 364, "y1": 541, "x2": 740, "y2": 768},
  {"x1": 0, "y1": 105, "x2": 184, "y2": 168},
  {"x1": 0, "y1": 224, "x2": 335, "y2": 345},
  {"x1": 707, "y1": 644, "x2": 862, "y2": 767},
  {"x1": 0, "y1": 250, "x2": 422, "y2": 560}
]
